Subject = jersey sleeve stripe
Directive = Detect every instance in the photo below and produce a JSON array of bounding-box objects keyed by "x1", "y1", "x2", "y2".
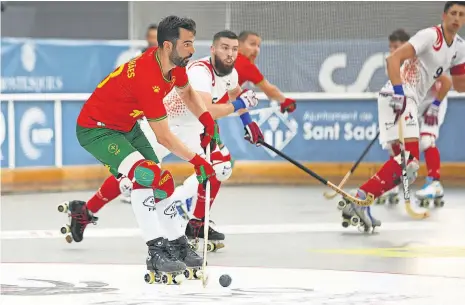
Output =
[
  {"x1": 146, "y1": 115, "x2": 167, "y2": 122},
  {"x1": 450, "y1": 62, "x2": 465, "y2": 75}
]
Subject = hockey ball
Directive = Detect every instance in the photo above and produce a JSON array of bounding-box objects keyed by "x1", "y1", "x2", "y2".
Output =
[{"x1": 219, "y1": 274, "x2": 232, "y2": 287}]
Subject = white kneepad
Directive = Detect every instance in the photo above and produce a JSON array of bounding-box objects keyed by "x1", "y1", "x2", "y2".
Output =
[
  {"x1": 213, "y1": 160, "x2": 233, "y2": 182},
  {"x1": 419, "y1": 135, "x2": 436, "y2": 152},
  {"x1": 119, "y1": 177, "x2": 133, "y2": 196}
]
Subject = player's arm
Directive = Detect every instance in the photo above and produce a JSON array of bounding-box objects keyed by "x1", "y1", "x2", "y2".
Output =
[
  {"x1": 435, "y1": 74, "x2": 452, "y2": 101},
  {"x1": 450, "y1": 44, "x2": 465, "y2": 92},
  {"x1": 386, "y1": 28, "x2": 436, "y2": 95}
]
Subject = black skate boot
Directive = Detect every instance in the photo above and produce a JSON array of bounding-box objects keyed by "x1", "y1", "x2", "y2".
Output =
[
  {"x1": 185, "y1": 218, "x2": 225, "y2": 252},
  {"x1": 144, "y1": 237, "x2": 187, "y2": 285},
  {"x1": 57, "y1": 200, "x2": 98, "y2": 243},
  {"x1": 168, "y1": 236, "x2": 204, "y2": 280}
]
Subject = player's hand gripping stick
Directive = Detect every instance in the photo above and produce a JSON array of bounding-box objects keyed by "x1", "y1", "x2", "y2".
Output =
[
  {"x1": 240, "y1": 112, "x2": 264, "y2": 146},
  {"x1": 423, "y1": 100, "x2": 440, "y2": 126},
  {"x1": 199, "y1": 111, "x2": 218, "y2": 152},
  {"x1": 189, "y1": 154, "x2": 216, "y2": 185},
  {"x1": 280, "y1": 98, "x2": 297, "y2": 113},
  {"x1": 258, "y1": 139, "x2": 375, "y2": 207},
  {"x1": 323, "y1": 131, "x2": 380, "y2": 200}
]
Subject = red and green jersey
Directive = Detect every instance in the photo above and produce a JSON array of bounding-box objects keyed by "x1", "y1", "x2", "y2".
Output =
[{"x1": 77, "y1": 47, "x2": 189, "y2": 132}]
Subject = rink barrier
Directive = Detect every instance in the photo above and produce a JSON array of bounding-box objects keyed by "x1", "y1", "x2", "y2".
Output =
[{"x1": 2, "y1": 162, "x2": 465, "y2": 193}]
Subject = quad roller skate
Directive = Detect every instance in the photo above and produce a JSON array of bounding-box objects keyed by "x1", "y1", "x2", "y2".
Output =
[
  {"x1": 337, "y1": 190, "x2": 381, "y2": 233},
  {"x1": 144, "y1": 237, "x2": 187, "y2": 285},
  {"x1": 185, "y1": 218, "x2": 225, "y2": 252},
  {"x1": 168, "y1": 235, "x2": 204, "y2": 280},
  {"x1": 415, "y1": 177, "x2": 445, "y2": 208},
  {"x1": 57, "y1": 200, "x2": 98, "y2": 243},
  {"x1": 375, "y1": 186, "x2": 400, "y2": 205}
]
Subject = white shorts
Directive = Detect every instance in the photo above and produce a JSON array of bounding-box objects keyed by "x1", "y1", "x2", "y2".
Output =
[
  {"x1": 378, "y1": 93, "x2": 420, "y2": 146},
  {"x1": 417, "y1": 97, "x2": 448, "y2": 139},
  {"x1": 137, "y1": 118, "x2": 204, "y2": 164}
]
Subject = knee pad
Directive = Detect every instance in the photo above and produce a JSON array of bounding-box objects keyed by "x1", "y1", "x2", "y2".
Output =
[
  {"x1": 118, "y1": 177, "x2": 133, "y2": 196},
  {"x1": 133, "y1": 160, "x2": 161, "y2": 188},
  {"x1": 211, "y1": 149, "x2": 232, "y2": 182},
  {"x1": 154, "y1": 170, "x2": 175, "y2": 202},
  {"x1": 419, "y1": 134, "x2": 436, "y2": 152}
]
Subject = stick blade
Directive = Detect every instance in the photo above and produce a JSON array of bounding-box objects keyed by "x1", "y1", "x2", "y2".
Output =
[
  {"x1": 323, "y1": 191, "x2": 338, "y2": 200},
  {"x1": 405, "y1": 201, "x2": 430, "y2": 219}
]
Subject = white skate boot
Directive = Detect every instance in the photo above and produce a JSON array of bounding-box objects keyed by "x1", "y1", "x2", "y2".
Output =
[
  {"x1": 337, "y1": 189, "x2": 381, "y2": 233},
  {"x1": 375, "y1": 185, "x2": 400, "y2": 205},
  {"x1": 415, "y1": 177, "x2": 444, "y2": 208}
]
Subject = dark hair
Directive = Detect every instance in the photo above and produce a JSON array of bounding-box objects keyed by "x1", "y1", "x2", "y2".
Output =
[
  {"x1": 157, "y1": 16, "x2": 196, "y2": 48},
  {"x1": 238, "y1": 31, "x2": 260, "y2": 42},
  {"x1": 444, "y1": 1, "x2": 465, "y2": 12},
  {"x1": 213, "y1": 30, "x2": 238, "y2": 43},
  {"x1": 389, "y1": 29, "x2": 410, "y2": 42}
]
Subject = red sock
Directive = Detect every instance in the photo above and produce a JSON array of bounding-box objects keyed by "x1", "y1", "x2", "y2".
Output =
[
  {"x1": 424, "y1": 146, "x2": 441, "y2": 180},
  {"x1": 193, "y1": 178, "x2": 221, "y2": 219},
  {"x1": 360, "y1": 141, "x2": 419, "y2": 198},
  {"x1": 86, "y1": 176, "x2": 122, "y2": 213}
]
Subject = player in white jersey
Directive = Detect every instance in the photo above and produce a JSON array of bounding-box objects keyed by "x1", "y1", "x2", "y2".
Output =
[
  {"x1": 376, "y1": 29, "x2": 449, "y2": 207},
  {"x1": 339, "y1": 1, "x2": 465, "y2": 232},
  {"x1": 123, "y1": 30, "x2": 263, "y2": 250}
]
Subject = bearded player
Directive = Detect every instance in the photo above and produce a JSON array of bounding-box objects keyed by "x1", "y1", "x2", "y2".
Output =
[
  {"x1": 339, "y1": 1, "x2": 465, "y2": 232},
  {"x1": 377, "y1": 29, "x2": 450, "y2": 208},
  {"x1": 60, "y1": 16, "x2": 217, "y2": 284}
]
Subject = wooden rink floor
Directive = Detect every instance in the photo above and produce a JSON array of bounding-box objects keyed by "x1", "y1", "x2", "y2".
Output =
[{"x1": 1, "y1": 185, "x2": 465, "y2": 304}]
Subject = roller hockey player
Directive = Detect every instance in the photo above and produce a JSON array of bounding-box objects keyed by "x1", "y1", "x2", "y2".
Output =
[
  {"x1": 339, "y1": 1, "x2": 465, "y2": 232},
  {"x1": 377, "y1": 29, "x2": 450, "y2": 208},
  {"x1": 59, "y1": 16, "x2": 217, "y2": 284}
]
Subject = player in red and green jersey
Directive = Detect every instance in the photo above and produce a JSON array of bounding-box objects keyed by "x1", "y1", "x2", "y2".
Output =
[
  {"x1": 236, "y1": 31, "x2": 296, "y2": 113},
  {"x1": 63, "y1": 16, "x2": 218, "y2": 284}
]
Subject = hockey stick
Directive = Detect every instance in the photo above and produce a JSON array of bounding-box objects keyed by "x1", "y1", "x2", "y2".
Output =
[
  {"x1": 258, "y1": 139, "x2": 375, "y2": 207},
  {"x1": 323, "y1": 131, "x2": 380, "y2": 200},
  {"x1": 201, "y1": 144, "x2": 211, "y2": 288},
  {"x1": 397, "y1": 115, "x2": 430, "y2": 219}
]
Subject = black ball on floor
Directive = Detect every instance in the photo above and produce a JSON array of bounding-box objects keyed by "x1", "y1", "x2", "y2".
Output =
[{"x1": 219, "y1": 274, "x2": 232, "y2": 287}]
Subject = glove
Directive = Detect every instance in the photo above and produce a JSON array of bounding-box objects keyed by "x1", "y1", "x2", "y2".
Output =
[
  {"x1": 280, "y1": 98, "x2": 296, "y2": 113},
  {"x1": 240, "y1": 112, "x2": 264, "y2": 145},
  {"x1": 189, "y1": 153, "x2": 216, "y2": 184},
  {"x1": 388, "y1": 85, "x2": 407, "y2": 117},
  {"x1": 199, "y1": 111, "x2": 219, "y2": 151},
  {"x1": 231, "y1": 89, "x2": 259, "y2": 111},
  {"x1": 423, "y1": 100, "x2": 440, "y2": 126}
]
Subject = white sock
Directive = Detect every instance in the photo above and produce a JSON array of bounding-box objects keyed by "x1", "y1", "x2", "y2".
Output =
[
  {"x1": 171, "y1": 173, "x2": 199, "y2": 203},
  {"x1": 130, "y1": 188, "x2": 164, "y2": 243},
  {"x1": 156, "y1": 197, "x2": 185, "y2": 241}
]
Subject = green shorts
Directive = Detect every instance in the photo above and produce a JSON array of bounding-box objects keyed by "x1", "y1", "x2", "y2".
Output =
[{"x1": 76, "y1": 123, "x2": 159, "y2": 178}]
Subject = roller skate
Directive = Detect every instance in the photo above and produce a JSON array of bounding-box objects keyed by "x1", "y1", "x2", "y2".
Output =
[
  {"x1": 57, "y1": 200, "x2": 98, "y2": 243},
  {"x1": 185, "y1": 218, "x2": 225, "y2": 252},
  {"x1": 337, "y1": 190, "x2": 381, "y2": 233},
  {"x1": 375, "y1": 185, "x2": 400, "y2": 205},
  {"x1": 144, "y1": 237, "x2": 187, "y2": 285},
  {"x1": 168, "y1": 235, "x2": 204, "y2": 280},
  {"x1": 415, "y1": 177, "x2": 445, "y2": 208}
]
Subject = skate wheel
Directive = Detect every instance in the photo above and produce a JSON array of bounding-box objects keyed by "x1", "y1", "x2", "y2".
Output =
[
  {"x1": 434, "y1": 199, "x2": 445, "y2": 208},
  {"x1": 173, "y1": 274, "x2": 185, "y2": 284},
  {"x1": 60, "y1": 225, "x2": 70, "y2": 235},
  {"x1": 376, "y1": 198, "x2": 386, "y2": 205},
  {"x1": 337, "y1": 201, "x2": 346, "y2": 210},
  {"x1": 144, "y1": 272, "x2": 156, "y2": 284},
  {"x1": 57, "y1": 202, "x2": 69, "y2": 213},
  {"x1": 162, "y1": 273, "x2": 173, "y2": 285},
  {"x1": 214, "y1": 242, "x2": 225, "y2": 251},
  {"x1": 184, "y1": 268, "x2": 194, "y2": 280},
  {"x1": 65, "y1": 235, "x2": 73, "y2": 243},
  {"x1": 419, "y1": 199, "x2": 429, "y2": 208},
  {"x1": 391, "y1": 197, "x2": 400, "y2": 204},
  {"x1": 342, "y1": 219, "x2": 350, "y2": 228},
  {"x1": 350, "y1": 216, "x2": 360, "y2": 226},
  {"x1": 206, "y1": 241, "x2": 216, "y2": 252}
]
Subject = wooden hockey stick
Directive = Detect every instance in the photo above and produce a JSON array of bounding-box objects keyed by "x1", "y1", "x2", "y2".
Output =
[
  {"x1": 258, "y1": 139, "x2": 375, "y2": 207},
  {"x1": 323, "y1": 131, "x2": 380, "y2": 200},
  {"x1": 201, "y1": 144, "x2": 211, "y2": 288},
  {"x1": 397, "y1": 115, "x2": 430, "y2": 219}
]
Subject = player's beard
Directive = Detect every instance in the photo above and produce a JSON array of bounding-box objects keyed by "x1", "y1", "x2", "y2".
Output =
[
  {"x1": 214, "y1": 56, "x2": 235, "y2": 76},
  {"x1": 170, "y1": 49, "x2": 191, "y2": 68}
]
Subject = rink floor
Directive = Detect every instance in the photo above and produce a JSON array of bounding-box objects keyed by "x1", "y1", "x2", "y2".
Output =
[{"x1": 1, "y1": 185, "x2": 465, "y2": 304}]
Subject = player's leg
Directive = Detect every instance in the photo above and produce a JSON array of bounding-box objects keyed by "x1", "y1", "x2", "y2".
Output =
[
  {"x1": 415, "y1": 100, "x2": 447, "y2": 207},
  {"x1": 127, "y1": 121, "x2": 203, "y2": 278},
  {"x1": 76, "y1": 125, "x2": 187, "y2": 281},
  {"x1": 340, "y1": 94, "x2": 420, "y2": 232}
]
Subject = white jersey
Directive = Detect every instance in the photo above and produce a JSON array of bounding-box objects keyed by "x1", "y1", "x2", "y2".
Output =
[
  {"x1": 164, "y1": 56, "x2": 239, "y2": 125},
  {"x1": 383, "y1": 25, "x2": 465, "y2": 102}
]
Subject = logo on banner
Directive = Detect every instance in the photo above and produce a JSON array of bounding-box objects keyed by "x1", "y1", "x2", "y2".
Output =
[
  {"x1": 20, "y1": 107, "x2": 54, "y2": 160},
  {"x1": 1, "y1": 41, "x2": 63, "y2": 93},
  {"x1": 319, "y1": 52, "x2": 389, "y2": 93},
  {"x1": 250, "y1": 101, "x2": 298, "y2": 157}
]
